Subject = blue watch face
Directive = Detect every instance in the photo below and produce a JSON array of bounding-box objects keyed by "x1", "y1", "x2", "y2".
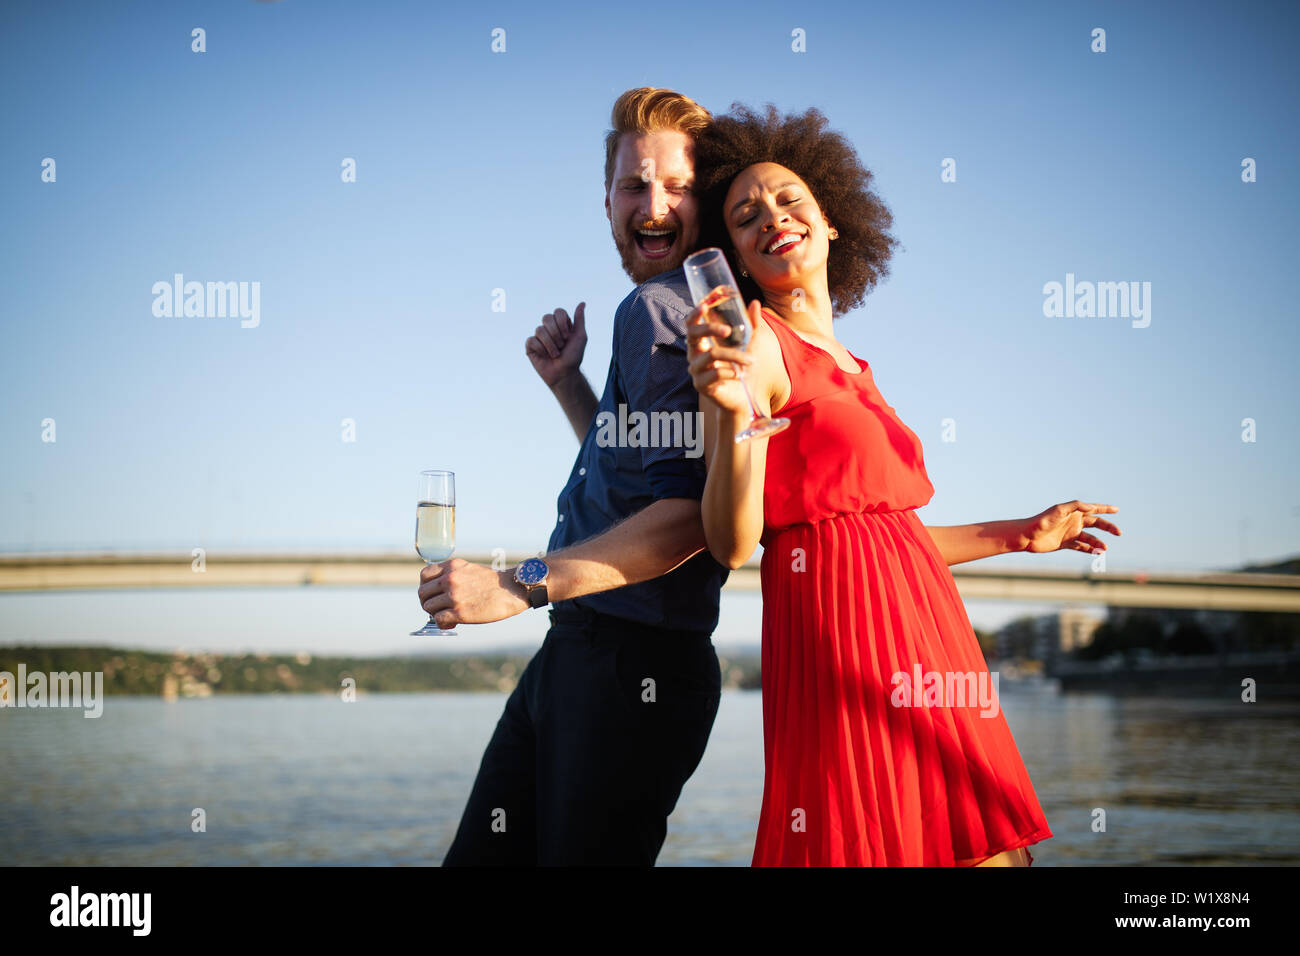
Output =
[{"x1": 516, "y1": 558, "x2": 548, "y2": 586}]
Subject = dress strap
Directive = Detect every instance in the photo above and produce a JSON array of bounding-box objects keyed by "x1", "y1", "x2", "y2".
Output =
[
  {"x1": 757, "y1": 306, "x2": 805, "y2": 412},
  {"x1": 760, "y1": 305, "x2": 869, "y2": 378}
]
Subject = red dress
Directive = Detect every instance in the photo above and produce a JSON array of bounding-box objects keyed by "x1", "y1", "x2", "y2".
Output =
[{"x1": 752, "y1": 309, "x2": 1053, "y2": 866}]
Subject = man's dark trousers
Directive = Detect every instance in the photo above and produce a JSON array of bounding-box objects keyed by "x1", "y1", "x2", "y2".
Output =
[{"x1": 442, "y1": 604, "x2": 721, "y2": 865}]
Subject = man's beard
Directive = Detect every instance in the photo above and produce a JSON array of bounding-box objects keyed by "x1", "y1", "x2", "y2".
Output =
[{"x1": 612, "y1": 222, "x2": 690, "y2": 285}]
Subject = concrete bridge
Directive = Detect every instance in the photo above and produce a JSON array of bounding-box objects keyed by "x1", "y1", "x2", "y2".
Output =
[{"x1": 1, "y1": 553, "x2": 1296, "y2": 614}]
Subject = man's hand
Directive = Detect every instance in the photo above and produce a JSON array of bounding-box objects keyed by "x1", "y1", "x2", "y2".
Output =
[
  {"x1": 418, "y1": 558, "x2": 530, "y2": 629},
  {"x1": 526, "y1": 303, "x2": 588, "y2": 388}
]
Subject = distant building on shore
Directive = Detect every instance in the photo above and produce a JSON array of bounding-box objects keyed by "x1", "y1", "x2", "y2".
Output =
[{"x1": 995, "y1": 554, "x2": 1300, "y2": 664}]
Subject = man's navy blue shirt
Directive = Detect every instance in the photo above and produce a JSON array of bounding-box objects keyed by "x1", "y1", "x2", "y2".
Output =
[{"x1": 545, "y1": 267, "x2": 728, "y2": 633}]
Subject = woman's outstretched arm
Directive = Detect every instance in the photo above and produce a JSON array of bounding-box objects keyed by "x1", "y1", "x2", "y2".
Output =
[
  {"x1": 924, "y1": 501, "x2": 1121, "y2": 566},
  {"x1": 923, "y1": 521, "x2": 1029, "y2": 566}
]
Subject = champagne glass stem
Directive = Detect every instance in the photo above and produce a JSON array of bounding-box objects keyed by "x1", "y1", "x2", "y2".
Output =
[
  {"x1": 737, "y1": 365, "x2": 764, "y2": 423},
  {"x1": 731, "y1": 363, "x2": 791, "y2": 443}
]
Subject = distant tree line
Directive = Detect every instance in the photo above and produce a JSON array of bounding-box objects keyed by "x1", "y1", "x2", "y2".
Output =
[
  {"x1": 0, "y1": 646, "x2": 763, "y2": 696},
  {"x1": 1073, "y1": 610, "x2": 1298, "y2": 662}
]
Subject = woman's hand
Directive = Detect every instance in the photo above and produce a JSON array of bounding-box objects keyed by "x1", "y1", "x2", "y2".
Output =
[
  {"x1": 1021, "y1": 500, "x2": 1121, "y2": 554},
  {"x1": 687, "y1": 298, "x2": 757, "y2": 416}
]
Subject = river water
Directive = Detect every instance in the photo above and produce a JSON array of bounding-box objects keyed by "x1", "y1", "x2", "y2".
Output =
[{"x1": 4, "y1": 682, "x2": 1297, "y2": 865}]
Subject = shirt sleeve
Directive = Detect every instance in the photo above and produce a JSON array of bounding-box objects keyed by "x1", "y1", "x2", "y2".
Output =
[{"x1": 615, "y1": 286, "x2": 708, "y2": 501}]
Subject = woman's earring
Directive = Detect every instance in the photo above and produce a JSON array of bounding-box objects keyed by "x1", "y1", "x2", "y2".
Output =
[
  {"x1": 828, "y1": 228, "x2": 839, "y2": 240},
  {"x1": 741, "y1": 268, "x2": 749, "y2": 277}
]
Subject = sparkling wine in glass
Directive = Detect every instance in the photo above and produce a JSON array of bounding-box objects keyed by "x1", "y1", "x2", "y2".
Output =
[
  {"x1": 412, "y1": 470, "x2": 457, "y2": 637},
  {"x1": 683, "y1": 247, "x2": 790, "y2": 442}
]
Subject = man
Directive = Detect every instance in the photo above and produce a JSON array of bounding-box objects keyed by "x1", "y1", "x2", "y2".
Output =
[{"x1": 422, "y1": 88, "x2": 728, "y2": 865}]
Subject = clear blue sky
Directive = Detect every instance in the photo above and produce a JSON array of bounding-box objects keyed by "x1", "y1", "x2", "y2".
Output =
[{"x1": 3, "y1": 0, "x2": 1298, "y2": 580}]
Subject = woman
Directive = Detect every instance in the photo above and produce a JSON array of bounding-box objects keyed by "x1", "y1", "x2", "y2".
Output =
[{"x1": 686, "y1": 105, "x2": 1121, "y2": 866}]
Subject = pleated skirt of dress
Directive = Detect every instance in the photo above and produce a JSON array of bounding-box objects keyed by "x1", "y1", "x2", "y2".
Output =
[{"x1": 753, "y1": 508, "x2": 1053, "y2": 866}]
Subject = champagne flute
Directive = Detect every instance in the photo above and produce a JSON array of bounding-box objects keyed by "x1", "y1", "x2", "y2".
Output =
[
  {"x1": 412, "y1": 470, "x2": 457, "y2": 637},
  {"x1": 683, "y1": 247, "x2": 790, "y2": 442}
]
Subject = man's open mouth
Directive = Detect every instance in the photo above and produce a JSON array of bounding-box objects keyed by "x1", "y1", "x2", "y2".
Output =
[{"x1": 635, "y1": 227, "x2": 677, "y2": 258}]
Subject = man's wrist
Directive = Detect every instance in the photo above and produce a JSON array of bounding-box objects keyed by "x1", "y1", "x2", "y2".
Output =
[
  {"x1": 509, "y1": 558, "x2": 555, "y2": 609},
  {"x1": 548, "y1": 367, "x2": 586, "y2": 396},
  {"x1": 499, "y1": 569, "x2": 532, "y2": 610}
]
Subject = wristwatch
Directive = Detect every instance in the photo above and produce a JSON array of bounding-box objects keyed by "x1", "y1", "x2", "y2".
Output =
[{"x1": 514, "y1": 557, "x2": 550, "y2": 609}]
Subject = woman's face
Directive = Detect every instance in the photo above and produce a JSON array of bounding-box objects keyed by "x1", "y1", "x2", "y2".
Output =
[{"x1": 723, "y1": 162, "x2": 832, "y2": 297}]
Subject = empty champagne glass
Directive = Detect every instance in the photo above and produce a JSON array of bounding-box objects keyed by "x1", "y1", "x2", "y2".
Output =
[
  {"x1": 683, "y1": 247, "x2": 791, "y2": 442},
  {"x1": 412, "y1": 470, "x2": 456, "y2": 636}
]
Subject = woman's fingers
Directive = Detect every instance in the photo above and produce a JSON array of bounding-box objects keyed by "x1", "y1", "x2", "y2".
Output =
[
  {"x1": 689, "y1": 333, "x2": 745, "y2": 358},
  {"x1": 687, "y1": 301, "x2": 732, "y2": 332},
  {"x1": 687, "y1": 318, "x2": 732, "y2": 337},
  {"x1": 689, "y1": 353, "x2": 745, "y2": 383},
  {"x1": 709, "y1": 344, "x2": 752, "y2": 366},
  {"x1": 1074, "y1": 533, "x2": 1106, "y2": 551},
  {"x1": 689, "y1": 349, "x2": 751, "y2": 376},
  {"x1": 1085, "y1": 516, "x2": 1122, "y2": 536},
  {"x1": 693, "y1": 365, "x2": 741, "y2": 389},
  {"x1": 694, "y1": 367, "x2": 720, "y2": 388},
  {"x1": 1072, "y1": 502, "x2": 1120, "y2": 537},
  {"x1": 687, "y1": 322, "x2": 749, "y2": 356},
  {"x1": 687, "y1": 318, "x2": 734, "y2": 347},
  {"x1": 690, "y1": 352, "x2": 731, "y2": 377}
]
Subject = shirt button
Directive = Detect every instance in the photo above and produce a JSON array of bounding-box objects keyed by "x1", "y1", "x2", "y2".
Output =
[
  {"x1": 579, "y1": 467, "x2": 586, "y2": 476},
  {"x1": 558, "y1": 514, "x2": 565, "y2": 522}
]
